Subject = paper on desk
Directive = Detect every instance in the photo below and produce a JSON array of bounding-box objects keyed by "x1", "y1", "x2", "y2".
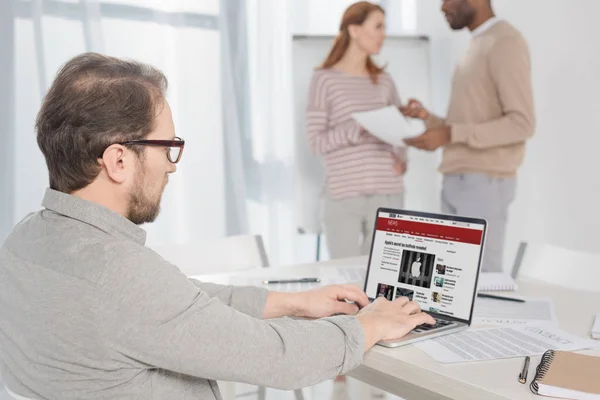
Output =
[
  {"x1": 593, "y1": 314, "x2": 600, "y2": 339},
  {"x1": 198, "y1": 267, "x2": 366, "y2": 293},
  {"x1": 414, "y1": 325, "x2": 599, "y2": 364},
  {"x1": 352, "y1": 106, "x2": 412, "y2": 146},
  {"x1": 477, "y1": 272, "x2": 517, "y2": 291},
  {"x1": 473, "y1": 297, "x2": 558, "y2": 326}
]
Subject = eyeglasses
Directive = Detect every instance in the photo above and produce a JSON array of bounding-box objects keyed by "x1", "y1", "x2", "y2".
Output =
[{"x1": 99, "y1": 136, "x2": 185, "y2": 163}]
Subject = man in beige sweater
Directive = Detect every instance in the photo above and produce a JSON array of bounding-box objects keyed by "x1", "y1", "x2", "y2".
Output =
[{"x1": 403, "y1": 0, "x2": 535, "y2": 272}]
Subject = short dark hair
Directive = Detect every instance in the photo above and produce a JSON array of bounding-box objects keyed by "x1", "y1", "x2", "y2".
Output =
[{"x1": 36, "y1": 52, "x2": 168, "y2": 193}]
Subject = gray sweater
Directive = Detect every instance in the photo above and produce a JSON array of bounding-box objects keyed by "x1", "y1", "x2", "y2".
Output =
[{"x1": 0, "y1": 189, "x2": 365, "y2": 400}]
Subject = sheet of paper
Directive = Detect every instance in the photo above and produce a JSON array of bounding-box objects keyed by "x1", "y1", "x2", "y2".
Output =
[
  {"x1": 414, "y1": 325, "x2": 599, "y2": 364},
  {"x1": 352, "y1": 106, "x2": 412, "y2": 146},
  {"x1": 473, "y1": 297, "x2": 558, "y2": 326},
  {"x1": 197, "y1": 267, "x2": 366, "y2": 293},
  {"x1": 593, "y1": 314, "x2": 600, "y2": 339},
  {"x1": 477, "y1": 272, "x2": 517, "y2": 291}
]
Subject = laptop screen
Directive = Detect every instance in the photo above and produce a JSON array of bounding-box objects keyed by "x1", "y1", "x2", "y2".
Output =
[{"x1": 364, "y1": 209, "x2": 486, "y2": 322}]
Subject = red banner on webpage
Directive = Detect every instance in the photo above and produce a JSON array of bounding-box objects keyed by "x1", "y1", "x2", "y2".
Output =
[{"x1": 376, "y1": 218, "x2": 483, "y2": 245}]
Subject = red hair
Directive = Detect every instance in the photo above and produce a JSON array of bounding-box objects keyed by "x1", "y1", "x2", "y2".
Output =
[{"x1": 320, "y1": 1, "x2": 385, "y2": 83}]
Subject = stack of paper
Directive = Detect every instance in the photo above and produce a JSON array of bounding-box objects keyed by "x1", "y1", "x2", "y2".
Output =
[
  {"x1": 477, "y1": 272, "x2": 517, "y2": 291},
  {"x1": 473, "y1": 296, "x2": 558, "y2": 326}
]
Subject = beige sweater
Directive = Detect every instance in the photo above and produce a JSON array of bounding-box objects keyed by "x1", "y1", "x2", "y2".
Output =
[{"x1": 427, "y1": 21, "x2": 535, "y2": 177}]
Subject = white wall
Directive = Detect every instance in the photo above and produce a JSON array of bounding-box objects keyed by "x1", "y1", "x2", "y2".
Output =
[
  {"x1": 495, "y1": 0, "x2": 600, "y2": 258},
  {"x1": 388, "y1": 0, "x2": 600, "y2": 265}
]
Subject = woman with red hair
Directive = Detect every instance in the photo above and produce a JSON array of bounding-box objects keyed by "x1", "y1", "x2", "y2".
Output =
[{"x1": 307, "y1": 1, "x2": 406, "y2": 264}]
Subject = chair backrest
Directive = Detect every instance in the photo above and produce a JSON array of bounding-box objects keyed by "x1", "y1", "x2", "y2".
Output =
[
  {"x1": 513, "y1": 241, "x2": 600, "y2": 293},
  {"x1": 147, "y1": 234, "x2": 269, "y2": 276}
]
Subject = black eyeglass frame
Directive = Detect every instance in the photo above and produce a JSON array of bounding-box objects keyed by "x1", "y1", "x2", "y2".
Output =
[{"x1": 98, "y1": 136, "x2": 185, "y2": 163}]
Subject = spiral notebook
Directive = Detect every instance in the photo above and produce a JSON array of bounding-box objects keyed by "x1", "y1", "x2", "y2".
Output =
[
  {"x1": 477, "y1": 272, "x2": 517, "y2": 292},
  {"x1": 530, "y1": 350, "x2": 600, "y2": 399}
]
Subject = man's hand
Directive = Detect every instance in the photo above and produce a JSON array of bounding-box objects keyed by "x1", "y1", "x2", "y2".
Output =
[
  {"x1": 263, "y1": 285, "x2": 368, "y2": 319},
  {"x1": 356, "y1": 297, "x2": 435, "y2": 351},
  {"x1": 294, "y1": 285, "x2": 370, "y2": 319},
  {"x1": 400, "y1": 98, "x2": 429, "y2": 121},
  {"x1": 404, "y1": 126, "x2": 451, "y2": 151}
]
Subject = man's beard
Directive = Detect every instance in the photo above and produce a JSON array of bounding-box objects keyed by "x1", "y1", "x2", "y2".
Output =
[
  {"x1": 447, "y1": 5, "x2": 475, "y2": 30},
  {"x1": 127, "y1": 167, "x2": 165, "y2": 225}
]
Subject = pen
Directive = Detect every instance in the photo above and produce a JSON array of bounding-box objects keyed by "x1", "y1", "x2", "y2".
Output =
[
  {"x1": 519, "y1": 356, "x2": 530, "y2": 384},
  {"x1": 477, "y1": 293, "x2": 525, "y2": 303},
  {"x1": 262, "y1": 278, "x2": 321, "y2": 284}
]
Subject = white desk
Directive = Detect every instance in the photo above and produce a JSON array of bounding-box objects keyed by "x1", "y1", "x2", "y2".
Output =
[{"x1": 192, "y1": 257, "x2": 600, "y2": 400}]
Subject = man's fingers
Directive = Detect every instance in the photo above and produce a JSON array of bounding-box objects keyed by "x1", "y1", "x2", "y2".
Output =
[
  {"x1": 410, "y1": 312, "x2": 436, "y2": 326},
  {"x1": 416, "y1": 135, "x2": 435, "y2": 150},
  {"x1": 337, "y1": 285, "x2": 370, "y2": 308},
  {"x1": 404, "y1": 136, "x2": 420, "y2": 146},
  {"x1": 402, "y1": 301, "x2": 422, "y2": 315},
  {"x1": 333, "y1": 300, "x2": 360, "y2": 315},
  {"x1": 393, "y1": 296, "x2": 410, "y2": 307},
  {"x1": 426, "y1": 140, "x2": 441, "y2": 151},
  {"x1": 373, "y1": 296, "x2": 387, "y2": 303},
  {"x1": 406, "y1": 137, "x2": 427, "y2": 149}
]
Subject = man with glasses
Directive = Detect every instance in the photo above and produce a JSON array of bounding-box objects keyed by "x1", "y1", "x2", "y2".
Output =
[{"x1": 0, "y1": 53, "x2": 433, "y2": 400}]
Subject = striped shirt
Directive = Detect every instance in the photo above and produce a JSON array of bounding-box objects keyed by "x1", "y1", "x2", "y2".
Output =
[{"x1": 306, "y1": 68, "x2": 405, "y2": 200}]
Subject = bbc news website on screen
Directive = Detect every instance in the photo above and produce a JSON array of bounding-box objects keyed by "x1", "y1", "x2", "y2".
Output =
[{"x1": 365, "y1": 211, "x2": 484, "y2": 321}]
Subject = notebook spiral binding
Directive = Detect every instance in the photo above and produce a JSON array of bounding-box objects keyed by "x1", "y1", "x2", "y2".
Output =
[{"x1": 530, "y1": 350, "x2": 557, "y2": 394}]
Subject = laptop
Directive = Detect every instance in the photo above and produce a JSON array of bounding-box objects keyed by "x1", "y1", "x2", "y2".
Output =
[{"x1": 363, "y1": 208, "x2": 487, "y2": 348}]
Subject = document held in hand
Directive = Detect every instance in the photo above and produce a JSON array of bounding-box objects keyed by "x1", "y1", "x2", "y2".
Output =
[{"x1": 351, "y1": 105, "x2": 412, "y2": 147}]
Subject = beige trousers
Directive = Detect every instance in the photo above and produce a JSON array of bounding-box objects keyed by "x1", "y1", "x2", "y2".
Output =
[{"x1": 323, "y1": 193, "x2": 405, "y2": 259}]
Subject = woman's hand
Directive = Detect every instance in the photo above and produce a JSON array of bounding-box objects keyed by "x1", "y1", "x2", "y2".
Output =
[
  {"x1": 392, "y1": 153, "x2": 407, "y2": 176},
  {"x1": 400, "y1": 98, "x2": 429, "y2": 121}
]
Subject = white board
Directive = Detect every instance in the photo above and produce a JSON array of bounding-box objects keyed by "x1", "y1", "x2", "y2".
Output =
[{"x1": 292, "y1": 35, "x2": 440, "y2": 233}]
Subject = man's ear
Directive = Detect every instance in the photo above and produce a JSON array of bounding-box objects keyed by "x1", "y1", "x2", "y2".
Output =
[{"x1": 99, "y1": 145, "x2": 128, "y2": 184}]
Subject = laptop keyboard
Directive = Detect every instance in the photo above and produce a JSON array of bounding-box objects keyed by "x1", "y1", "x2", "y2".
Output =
[{"x1": 413, "y1": 318, "x2": 455, "y2": 333}]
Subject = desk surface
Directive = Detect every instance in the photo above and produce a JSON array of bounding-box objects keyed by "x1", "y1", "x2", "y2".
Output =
[{"x1": 191, "y1": 257, "x2": 600, "y2": 400}]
